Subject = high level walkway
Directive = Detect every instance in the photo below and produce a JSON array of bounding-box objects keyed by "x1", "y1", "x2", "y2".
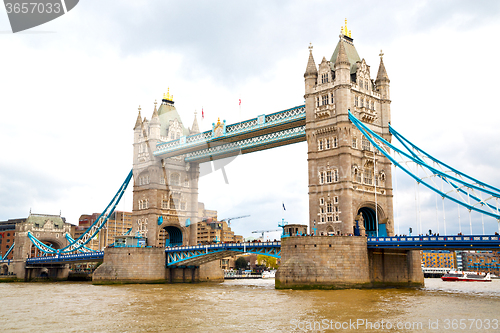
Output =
[{"x1": 154, "y1": 105, "x2": 305, "y2": 162}]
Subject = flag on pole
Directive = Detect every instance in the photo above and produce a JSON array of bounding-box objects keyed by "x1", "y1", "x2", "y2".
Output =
[
  {"x1": 202, "y1": 107, "x2": 204, "y2": 119},
  {"x1": 282, "y1": 202, "x2": 286, "y2": 211},
  {"x1": 239, "y1": 99, "x2": 241, "y2": 106}
]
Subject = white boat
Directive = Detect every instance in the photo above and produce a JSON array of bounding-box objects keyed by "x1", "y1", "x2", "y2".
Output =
[
  {"x1": 441, "y1": 270, "x2": 492, "y2": 282},
  {"x1": 262, "y1": 270, "x2": 276, "y2": 278}
]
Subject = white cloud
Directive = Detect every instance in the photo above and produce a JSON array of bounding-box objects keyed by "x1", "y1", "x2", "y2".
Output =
[{"x1": 1, "y1": 1, "x2": 499, "y2": 238}]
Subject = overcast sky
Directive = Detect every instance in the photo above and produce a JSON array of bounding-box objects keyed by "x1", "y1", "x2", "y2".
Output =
[{"x1": 1, "y1": 1, "x2": 500, "y2": 239}]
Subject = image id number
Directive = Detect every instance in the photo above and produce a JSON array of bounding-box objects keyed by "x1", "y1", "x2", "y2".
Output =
[
  {"x1": 5, "y1": 2, "x2": 61, "y2": 14},
  {"x1": 443, "y1": 319, "x2": 499, "y2": 330}
]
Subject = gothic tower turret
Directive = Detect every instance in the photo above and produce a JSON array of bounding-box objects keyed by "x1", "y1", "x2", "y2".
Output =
[
  {"x1": 304, "y1": 20, "x2": 394, "y2": 237},
  {"x1": 375, "y1": 51, "x2": 391, "y2": 137},
  {"x1": 131, "y1": 90, "x2": 201, "y2": 247}
]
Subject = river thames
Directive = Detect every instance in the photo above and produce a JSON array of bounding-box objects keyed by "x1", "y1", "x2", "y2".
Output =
[{"x1": 1, "y1": 279, "x2": 499, "y2": 332}]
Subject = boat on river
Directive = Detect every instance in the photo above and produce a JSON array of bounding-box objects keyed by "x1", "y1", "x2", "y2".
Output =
[
  {"x1": 262, "y1": 270, "x2": 276, "y2": 279},
  {"x1": 441, "y1": 270, "x2": 491, "y2": 282}
]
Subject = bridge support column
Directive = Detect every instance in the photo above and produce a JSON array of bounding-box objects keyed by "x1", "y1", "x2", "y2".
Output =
[
  {"x1": 165, "y1": 261, "x2": 223, "y2": 283},
  {"x1": 12, "y1": 259, "x2": 27, "y2": 280},
  {"x1": 93, "y1": 247, "x2": 223, "y2": 283},
  {"x1": 93, "y1": 247, "x2": 166, "y2": 284},
  {"x1": 21, "y1": 264, "x2": 69, "y2": 281},
  {"x1": 368, "y1": 249, "x2": 423, "y2": 288},
  {"x1": 276, "y1": 236, "x2": 423, "y2": 289}
]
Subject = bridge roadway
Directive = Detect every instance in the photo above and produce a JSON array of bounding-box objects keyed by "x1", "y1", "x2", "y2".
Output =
[{"x1": 6, "y1": 235, "x2": 499, "y2": 267}]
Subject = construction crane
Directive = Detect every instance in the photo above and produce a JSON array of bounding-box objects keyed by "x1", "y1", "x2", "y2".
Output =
[
  {"x1": 252, "y1": 229, "x2": 281, "y2": 240},
  {"x1": 220, "y1": 215, "x2": 250, "y2": 227}
]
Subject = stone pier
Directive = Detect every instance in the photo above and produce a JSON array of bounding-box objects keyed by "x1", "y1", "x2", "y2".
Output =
[
  {"x1": 92, "y1": 247, "x2": 223, "y2": 283},
  {"x1": 276, "y1": 236, "x2": 423, "y2": 289}
]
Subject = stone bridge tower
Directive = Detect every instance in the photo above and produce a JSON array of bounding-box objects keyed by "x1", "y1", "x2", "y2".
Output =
[
  {"x1": 304, "y1": 23, "x2": 394, "y2": 237},
  {"x1": 132, "y1": 91, "x2": 200, "y2": 247},
  {"x1": 13, "y1": 213, "x2": 72, "y2": 279}
]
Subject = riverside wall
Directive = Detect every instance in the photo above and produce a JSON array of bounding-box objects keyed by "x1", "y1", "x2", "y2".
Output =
[{"x1": 276, "y1": 236, "x2": 424, "y2": 289}]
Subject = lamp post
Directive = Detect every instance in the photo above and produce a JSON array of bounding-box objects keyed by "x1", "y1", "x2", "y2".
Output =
[{"x1": 313, "y1": 220, "x2": 317, "y2": 236}]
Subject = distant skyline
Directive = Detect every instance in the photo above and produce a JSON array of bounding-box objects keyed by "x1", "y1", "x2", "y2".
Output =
[{"x1": 1, "y1": 1, "x2": 500, "y2": 238}]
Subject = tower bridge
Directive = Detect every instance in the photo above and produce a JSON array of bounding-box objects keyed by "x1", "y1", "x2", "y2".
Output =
[{"x1": 7, "y1": 21, "x2": 500, "y2": 287}]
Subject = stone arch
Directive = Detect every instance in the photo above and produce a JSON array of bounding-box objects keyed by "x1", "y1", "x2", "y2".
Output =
[
  {"x1": 325, "y1": 223, "x2": 336, "y2": 235},
  {"x1": 356, "y1": 202, "x2": 387, "y2": 237},
  {"x1": 39, "y1": 267, "x2": 49, "y2": 279},
  {"x1": 163, "y1": 225, "x2": 183, "y2": 247},
  {"x1": 0, "y1": 264, "x2": 8, "y2": 275}
]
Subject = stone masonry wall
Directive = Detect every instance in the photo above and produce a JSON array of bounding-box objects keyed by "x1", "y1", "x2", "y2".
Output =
[
  {"x1": 369, "y1": 249, "x2": 424, "y2": 287},
  {"x1": 166, "y1": 261, "x2": 224, "y2": 283},
  {"x1": 277, "y1": 236, "x2": 424, "y2": 289},
  {"x1": 276, "y1": 236, "x2": 371, "y2": 289},
  {"x1": 93, "y1": 247, "x2": 166, "y2": 283}
]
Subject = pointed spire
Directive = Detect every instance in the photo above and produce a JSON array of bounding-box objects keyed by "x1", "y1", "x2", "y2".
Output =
[
  {"x1": 335, "y1": 40, "x2": 349, "y2": 67},
  {"x1": 191, "y1": 111, "x2": 200, "y2": 134},
  {"x1": 304, "y1": 43, "x2": 318, "y2": 77},
  {"x1": 376, "y1": 50, "x2": 389, "y2": 82},
  {"x1": 151, "y1": 99, "x2": 159, "y2": 120},
  {"x1": 134, "y1": 105, "x2": 142, "y2": 129}
]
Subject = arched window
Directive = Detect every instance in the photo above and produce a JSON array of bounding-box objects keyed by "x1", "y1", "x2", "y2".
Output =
[
  {"x1": 363, "y1": 170, "x2": 373, "y2": 185},
  {"x1": 170, "y1": 173, "x2": 180, "y2": 186},
  {"x1": 354, "y1": 169, "x2": 361, "y2": 183},
  {"x1": 362, "y1": 137, "x2": 371, "y2": 151},
  {"x1": 318, "y1": 140, "x2": 323, "y2": 151},
  {"x1": 333, "y1": 169, "x2": 339, "y2": 182}
]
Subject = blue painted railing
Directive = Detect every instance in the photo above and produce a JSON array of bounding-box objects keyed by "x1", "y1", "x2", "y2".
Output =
[
  {"x1": 166, "y1": 242, "x2": 281, "y2": 266},
  {"x1": 26, "y1": 251, "x2": 104, "y2": 264},
  {"x1": 366, "y1": 235, "x2": 500, "y2": 249}
]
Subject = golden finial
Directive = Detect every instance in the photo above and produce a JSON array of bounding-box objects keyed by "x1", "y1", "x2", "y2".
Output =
[
  {"x1": 341, "y1": 18, "x2": 351, "y2": 38},
  {"x1": 379, "y1": 50, "x2": 384, "y2": 59},
  {"x1": 163, "y1": 88, "x2": 173, "y2": 102},
  {"x1": 308, "y1": 42, "x2": 313, "y2": 52},
  {"x1": 138, "y1": 105, "x2": 141, "y2": 112},
  {"x1": 216, "y1": 117, "x2": 221, "y2": 126}
]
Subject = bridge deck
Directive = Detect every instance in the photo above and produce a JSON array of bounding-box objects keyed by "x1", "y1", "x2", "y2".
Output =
[
  {"x1": 165, "y1": 242, "x2": 281, "y2": 267},
  {"x1": 26, "y1": 251, "x2": 104, "y2": 265},
  {"x1": 366, "y1": 235, "x2": 500, "y2": 250},
  {"x1": 15, "y1": 235, "x2": 500, "y2": 266}
]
